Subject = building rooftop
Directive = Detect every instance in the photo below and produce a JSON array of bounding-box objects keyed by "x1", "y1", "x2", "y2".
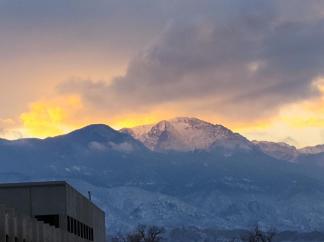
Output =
[
  {"x1": 0, "y1": 180, "x2": 104, "y2": 213},
  {"x1": 0, "y1": 180, "x2": 106, "y2": 242},
  {"x1": 0, "y1": 180, "x2": 68, "y2": 188}
]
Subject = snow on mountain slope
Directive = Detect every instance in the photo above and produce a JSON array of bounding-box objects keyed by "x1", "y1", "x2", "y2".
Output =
[
  {"x1": 253, "y1": 141, "x2": 299, "y2": 161},
  {"x1": 121, "y1": 117, "x2": 253, "y2": 152},
  {"x1": 299, "y1": 144, "x2": 324, "y2": 155},
  {"x1": 66, "y1": 179, "x2": 226, "y2": 233},
  {"x1": 2, "y1": 122, "x2": 324, "y2": 238},
  {"x1": 253, "y1": 141, "x2": 324, "y2": 161},
  {"x1": 121, "y1": 124, "x2": 154, "y2": 140}
]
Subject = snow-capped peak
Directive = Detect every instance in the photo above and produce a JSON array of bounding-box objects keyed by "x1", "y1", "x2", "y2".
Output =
[
  {"x1": 121, "y1": 124, "x2": 153, "y2": 139},
  {"x1": 121, "y1": 117, "x2": 252, "y2": 152},
  {"x1": 253, "y1": 141, "x2": 299, "y2": 161}
]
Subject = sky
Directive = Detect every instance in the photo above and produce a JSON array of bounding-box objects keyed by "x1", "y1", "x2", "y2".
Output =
[{"x1": 1, "y1": 0, "x2": 324, "y2": 148}]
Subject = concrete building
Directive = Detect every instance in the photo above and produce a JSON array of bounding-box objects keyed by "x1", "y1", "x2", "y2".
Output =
[{"x1": 0, "y1": 181, "x2": 106, "y2": 242}]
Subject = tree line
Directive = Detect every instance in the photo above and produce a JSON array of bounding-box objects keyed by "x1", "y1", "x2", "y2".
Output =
[{"x1": 112, "y1": 224, "x2": 276, "y2": 242}]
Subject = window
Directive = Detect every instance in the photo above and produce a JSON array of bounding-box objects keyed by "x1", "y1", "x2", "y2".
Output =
[
  {"x1": 90, "y1": 228, "x2": 94, "y2": 241},
  {"x1": 73, "y1": 218, "x2": 77, "y2": 235},
  {"x1": 81, "y1": 223, "x2": 85, "y2": 238},
  {"x1": 77, "y1": 221, "x2": 81, "y2": 236},
  {"x1": 70, "y1": 217, "x2": 73, "y2": 233},
  {"x1": 71, "y1": 218, "x2": 74, "y2": 234},
  {"x1": 66, "y1": 216, "x2": 94, "y2": 241},
  {"x1": 67, "y1": 216, "x2": 71, "y2": 232},
  {"x1": 35, "y1": 215, "x2": 60, "y2": 228}
]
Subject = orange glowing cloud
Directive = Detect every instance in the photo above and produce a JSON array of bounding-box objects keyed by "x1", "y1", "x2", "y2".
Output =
[
  {"x1": 20, "y1": 96, "x2": 83, "y2": 138},
  {"x1": 236, "y1": 78, "x2": 324, "y2": 147},
  {"x1": 0, "y1": 76, "x2": 323, "y2": 148}
]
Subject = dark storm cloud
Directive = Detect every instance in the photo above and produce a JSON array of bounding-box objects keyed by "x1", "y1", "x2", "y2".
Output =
[
  {"x1": 57, "y1": 0, "x2": 324, "y2": 119},
  {"x1": 0, "y1": 0, "x2": 170, "y2": 60}
]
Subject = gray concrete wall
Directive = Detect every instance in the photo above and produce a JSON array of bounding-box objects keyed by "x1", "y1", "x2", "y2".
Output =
[
  {"x1": 0, "y1": 182, "x2": 66, "y2": 217},
  {"x1": 31, "y1": 185, "x2": 67, "y2": 216},
  {"x1": 0, "y1": 187, "x2": 31, "y2": 216},
  {"x1": 66, "y1": 184, "x2": 106, "y2": 242},
  {"x1": 0, "y1": 182, "x2": 106, "y2": 242},
  {"x1": 0, "y1": 204, "x2": 92, "y2": 242}
]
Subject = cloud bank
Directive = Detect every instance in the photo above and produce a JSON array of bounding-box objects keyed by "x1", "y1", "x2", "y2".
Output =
[{"x1": 59, "y1": 0, "x2": 324, "y2": 120}]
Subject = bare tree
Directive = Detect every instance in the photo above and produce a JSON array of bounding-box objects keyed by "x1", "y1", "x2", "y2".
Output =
[
  {"x1": 241, "y1": 225, "x2": 276, "y2": 242},
  {"x1": 145, "y1": 225, "x2": 165, "y2": 242},
  {"x1": 112, "y1": 225, "x2": 165, "y2": 242}
]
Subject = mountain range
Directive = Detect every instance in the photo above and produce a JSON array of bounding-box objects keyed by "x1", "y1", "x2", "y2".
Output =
[
  {"x1": 0, "y1": 117, "x2": 324, "y2": 241},
  {"x1": 122, "y1": 117, "x2": 324, "y2": 160}
]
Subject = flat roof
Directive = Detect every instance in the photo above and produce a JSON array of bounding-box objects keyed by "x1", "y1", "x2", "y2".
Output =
[
  {"x1": 0, "y1": 181, "x2": 68, "y2": 188},
  {"x1": 0, "y1": 181, "x2": 104, "y2": 213}
]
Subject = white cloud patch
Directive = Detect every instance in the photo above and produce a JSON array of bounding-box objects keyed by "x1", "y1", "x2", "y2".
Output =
[
  {"x1": 88, "y1": 141, "x2": 108, "y2": 152},
  {"x1": 109, "y1": 142, "x2": 134, "y2": 153},
  {"x1": 88, "y1": 141, "x2": 134, "y2": 153}
]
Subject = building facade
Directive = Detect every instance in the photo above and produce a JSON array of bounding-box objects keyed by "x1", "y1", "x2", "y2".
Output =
[{"x1": 0, "y1": 181, "x2": 106, "y2": 242}]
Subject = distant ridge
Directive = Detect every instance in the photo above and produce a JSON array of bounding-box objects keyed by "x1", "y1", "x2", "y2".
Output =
[
  {"x1": 252, "y1": 141, "x2": 299, "y2": 161},
  {"x1": 299, "y1": 144, "x2": 324, "y2": 155},
  {"x1": 1, "y1": 118, "x2": 324, "y2": 157},
  {"x1": 119, "y1": 117, "x2": 324, "y2": 160}
]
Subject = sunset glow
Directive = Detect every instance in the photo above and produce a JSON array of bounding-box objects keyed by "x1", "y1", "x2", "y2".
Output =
[{"x1": 1, "y1": 0, "x2": 324, "y2": 148}]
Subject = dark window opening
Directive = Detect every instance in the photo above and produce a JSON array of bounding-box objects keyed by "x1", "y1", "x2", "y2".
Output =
[
  {"x1": 72, "y1": 217, "x2": 75, "y2": 234},
  {"x1": 35, "y1": 214, "x2": 60, "y2": 228},
  {"x1": 66, "y1": 216, "x2": 94, "y2": 241},
  {"x1": 67, "y1": 216, "x2": 71, "y2": 232},
  {"x1": 73, "y1": 218, "x2": 77, "y2": 235},
  {"x1": 77, "y1": 221, "x2": 81, "y2": 236},
  {"x1": 90, "y1": 228, "x2": 94, "y2": 241},
  {"x1": 6, "y1": 235, "x2": 9, "y2": 242}
]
